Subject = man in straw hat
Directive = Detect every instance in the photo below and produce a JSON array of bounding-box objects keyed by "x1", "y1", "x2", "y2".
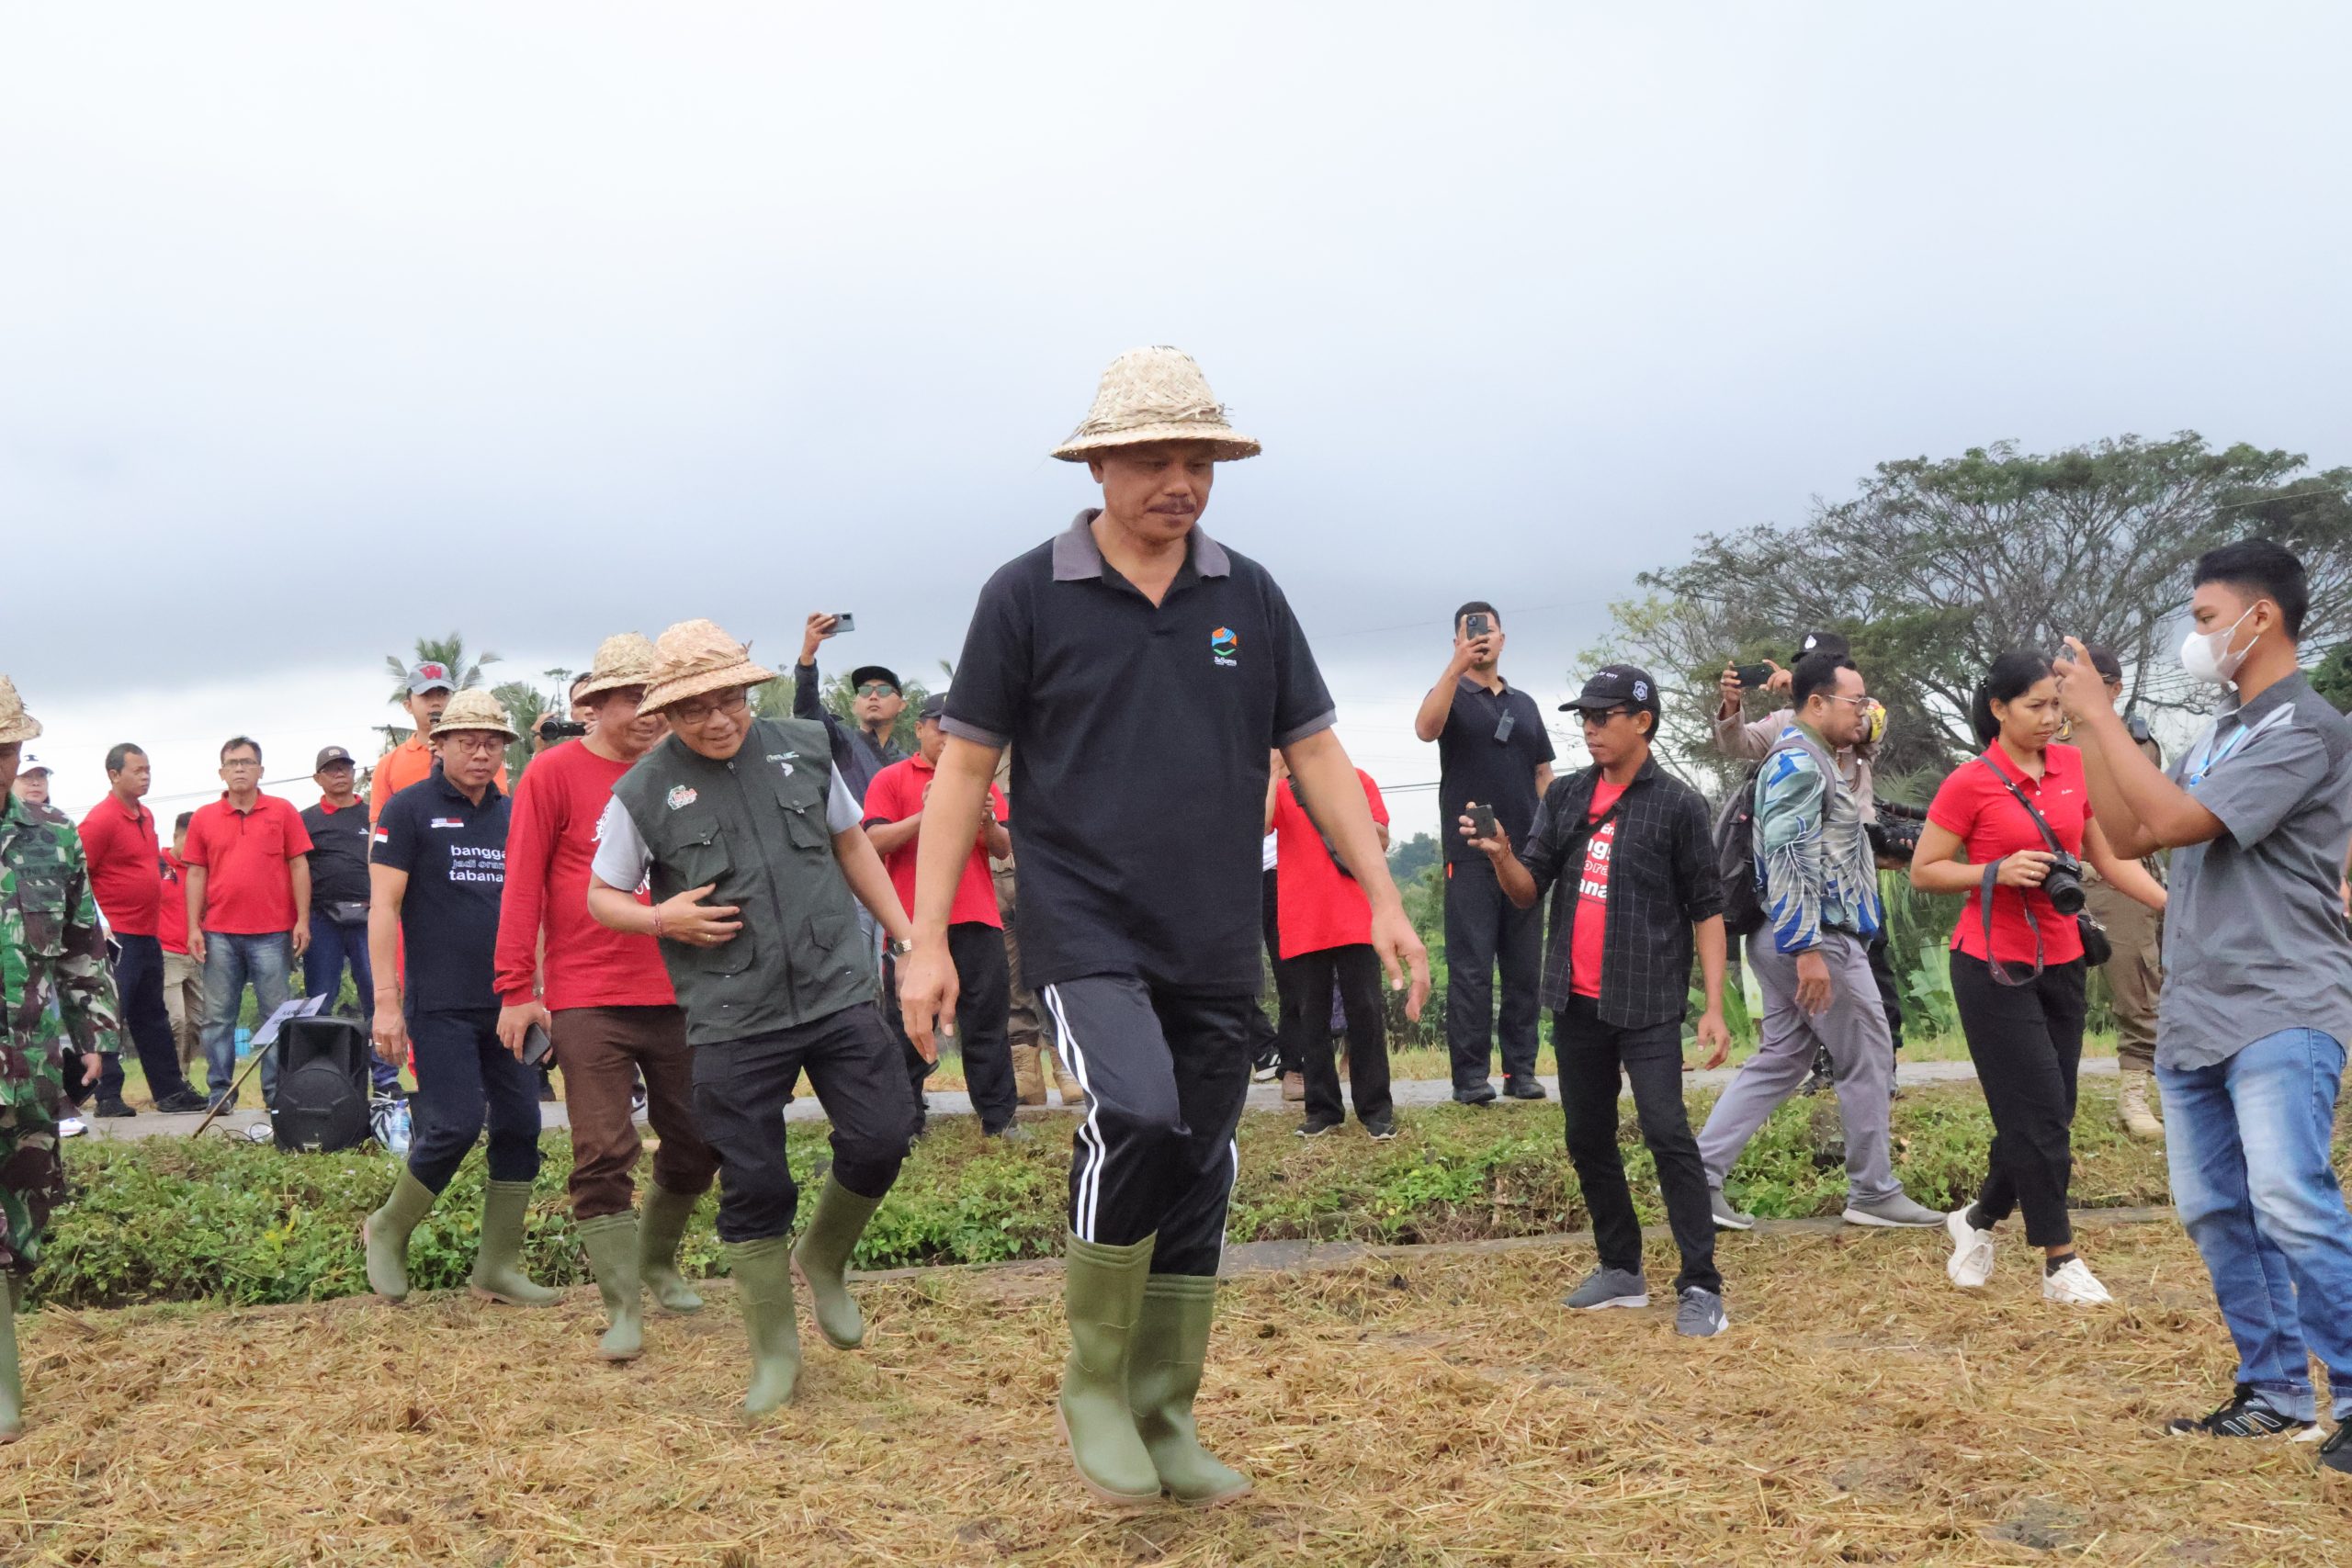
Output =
[
  {"x1": 586, "y1": 618, "x2": 923, "y2": 1416},
  {"x1": 493, "y1": 634, "x2": 720, "y2": 1361},
  {"x1": 360, "y1": 688, "x2": 560, "y2": 1311},
  {"x1": 0, "y1": 676, "x2": 116, "y2": 1441},
  {"x1": 900, "y1": 346, "x2": 1430, "y2": 1507}
]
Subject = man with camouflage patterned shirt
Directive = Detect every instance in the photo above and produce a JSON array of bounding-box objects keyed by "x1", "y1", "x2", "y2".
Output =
[{"x1": 0, "y1": 675, "x2": 115, "y2": 1443}]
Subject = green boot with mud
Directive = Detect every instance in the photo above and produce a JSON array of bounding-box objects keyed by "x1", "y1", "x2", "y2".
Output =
[
  {"x1": 469, "y1": 1179, "x2": 560, "y2": 1306},
  {"x1": 578, "y1": 1212, "x2": 645, "y2": 1361}
]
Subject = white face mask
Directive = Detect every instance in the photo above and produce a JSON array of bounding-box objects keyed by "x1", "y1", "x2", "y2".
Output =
[{"x1": 2179, "y1": 604, "x2": 2260, "y2": 685}]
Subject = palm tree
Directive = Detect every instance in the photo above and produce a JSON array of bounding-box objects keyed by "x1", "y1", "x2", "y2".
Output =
[
  {"x1": 379, "y1": 633, "x2": 501, "y2": 753},
  {"x1": 492, "y1": 679, "x2": 554, "y2": 781}
]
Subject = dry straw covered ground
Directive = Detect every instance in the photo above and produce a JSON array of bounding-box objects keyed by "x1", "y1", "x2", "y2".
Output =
[{"x1": 6, "y1": 1214, "x2": 2349, "y2": 1565}]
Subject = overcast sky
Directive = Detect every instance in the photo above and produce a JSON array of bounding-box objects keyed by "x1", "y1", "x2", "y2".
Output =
[{"x1": 6, "y1": 3, "x2": 2348, "y2": 824}]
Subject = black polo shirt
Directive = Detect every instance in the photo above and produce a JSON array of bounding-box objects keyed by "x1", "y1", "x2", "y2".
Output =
[
  {"x1": 945, "y1": 510, "x2": 1336, "y2": 994},
  {"x1": 369, "y1": 763, "x2": 509, "y2": 1013},
  {"x1": 300, "y1": 798, "x2": 373, "y2": 910},
  {"x1": 1438, "y1": 675, "x2": 1555, "y2": 863}
]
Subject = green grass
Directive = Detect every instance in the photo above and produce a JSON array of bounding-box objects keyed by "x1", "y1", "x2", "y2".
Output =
[{"x1": 37, "y1": 1073, "x2": 2292, "y2": 1314}]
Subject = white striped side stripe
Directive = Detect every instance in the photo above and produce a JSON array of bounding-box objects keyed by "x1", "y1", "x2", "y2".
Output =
[{"x1": 1043, "y1": 984, "x2": 1105, "y2": 1243}]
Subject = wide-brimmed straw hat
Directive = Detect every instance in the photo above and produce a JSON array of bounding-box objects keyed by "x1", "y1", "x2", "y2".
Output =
[
  {"x1": 575, "y1": 632, "x2": 661, "y2": 699},
  {"x1": 0, "y1": 675, "x2": 42, "y2": 747},
  {"x1": 1050, "y1": 345, "x2": 1260, "y2": 463},
  {"x1": 430, "y1": 687, "x2": 520, "y2": 740},
  {"x1": 640, "y1": 619, "x2": 776, "y2": 716}
]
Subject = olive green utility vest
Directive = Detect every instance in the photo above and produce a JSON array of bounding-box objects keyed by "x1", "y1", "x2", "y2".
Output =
[{"x1": 610, "y1": 717, "x2": 872, "y2": 1045}]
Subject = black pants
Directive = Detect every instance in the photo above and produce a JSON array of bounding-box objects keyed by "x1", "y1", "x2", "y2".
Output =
[
  {"x1": 406, "y1": 1006, "x2": 542, "y2": 1191},
  {"x1": 1275, "y1": 943, "x2": 1392, "y2": 1124},
  {"x1": 1950, "y1": 953, "x2": 2086, "y2": 1247},
  {"x1": 884, "y1": 926, "x2": 1017, "y2": 1133},
  {"x1": 108, "y1": 934, "x2": 197, "y2": 1102},
  {"x1": 692, "y1": 1003, "x2": 916, "y2": 1244},
  {"x1": 1555, "y1": 996, "x2": 1720, "y2": 1294},
  {"x1": 1039, "y1": 975, "x2": 1256, "y2": 1278},
  {"x1": 1442, "y1": 858, "x2": 1542, "y2": 1088},
  {"x1": 1866, "y1": 932, "x2": 1905, "y2": 1052}
]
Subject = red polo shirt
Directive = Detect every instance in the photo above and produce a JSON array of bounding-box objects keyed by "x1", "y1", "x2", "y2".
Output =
[
  {"x1": 183, "y1": 793, "x2": 313, "y2": 935},
  {"x1": 1271, "y1": 769, "x2": 1388, "y2": 959},
  {"x1": 862, "y1": 754, "x2": 1008, "y2": 928},
  {"x1": 160, "y1": 850, "x2": 191, "y2": 953},
  {"x1": 1928, "y1": 741, "x2": 2093, "y2": 966},
  {"x1": 77, "y1": 795, "x2": 164, "y2": 937}
]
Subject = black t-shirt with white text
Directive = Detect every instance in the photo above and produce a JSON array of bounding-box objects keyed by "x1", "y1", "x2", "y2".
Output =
[{"x1": 370, "y1": 763, "x2": 509, "y2": 1013}]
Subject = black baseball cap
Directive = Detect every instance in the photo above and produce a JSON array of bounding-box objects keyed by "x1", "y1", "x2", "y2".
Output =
[
  {"x1": 1561, "y1": 663, "x2": 1663, "y2": 721},
  {"x1": 917, "y1": 693, "x2": 947, "y2": 722},
  {"x1": 849, "y1": 665, "x2": 901, "y2": 694},
  {"x1": 314, "y1": 746, "x2": 356, "y2": 770},
  {"x1": 1794, "y1": 630, "x2": 1850, "y2": 663}
]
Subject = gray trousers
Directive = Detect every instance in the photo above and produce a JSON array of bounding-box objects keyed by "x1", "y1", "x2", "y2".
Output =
[{"x1": 1699, "y1": 930, "x2": 1902, "y2": 1205}]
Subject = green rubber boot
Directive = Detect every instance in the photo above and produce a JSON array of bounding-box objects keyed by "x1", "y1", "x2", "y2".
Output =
[
  {"x1": 638, "y1": 1184, "x2": 706, "y2": 1314},
  {"x1": 729, "y1": 1236, "x2": 802, "y2": 1416},
  {"x1": 1, "y1": 1272, "x2": 23, "y2": 1444},
  {"x1": 790, "y1": 1176, "x2": 883, "y2": 1350},
  {"x1": 1129, "y1": 1274, "x2": 1251, "y2": 1506},
  {"x1": 469, "y1": 1179, "x2": 560, "y2": 1306},
  {"x1": 577, "y1": 1213, "x2": 645, "y2": 1361},
  {"x1": 361, "y1": 1169, "x2": 439, "y2": 1303},
  {"x1": 1057, "y1": 1232, "x2": 1162, "y2": 1507}
]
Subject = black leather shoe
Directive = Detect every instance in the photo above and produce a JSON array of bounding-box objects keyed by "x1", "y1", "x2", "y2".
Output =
[
  {"x1": 152, "y1": 1089, "x2": 209, "y2": 1114},
  {"x1": 1453, "y1": 1084, "x2": 1498, "y2": 1106},
  {"x1": 1503, "y1": 1076, "x2": 1548, "y2": 1100},
  {"x1": 95, "y1": 1096, "x2": 137, "y2": 1118}
]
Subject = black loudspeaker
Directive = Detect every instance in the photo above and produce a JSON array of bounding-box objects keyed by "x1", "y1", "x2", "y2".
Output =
[{"x1": 272, "y1": 1015, "x2": 373, "y2": 1154}]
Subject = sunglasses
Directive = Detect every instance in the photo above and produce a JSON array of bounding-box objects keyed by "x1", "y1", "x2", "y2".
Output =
[{"x1": 855, "y1": 682, "x2": 899, "y2": 698}]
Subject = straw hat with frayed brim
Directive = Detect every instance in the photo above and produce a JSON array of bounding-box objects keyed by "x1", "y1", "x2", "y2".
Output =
[
  {"x1": 1050, "y1": 345, "x2": 1260, "y2": 463},
  {"x1": 430, "y1": 688, "x2": 520, "y2": 740},
  {"x1": 640, "y1": 619, "x2": 776, "y2": 716},
  {"x1": 575, "y1": 632, "x2": 661, "y2": 699},
  {"x1": 0, "y1": 675, "x2": 42, "y2": 747}
]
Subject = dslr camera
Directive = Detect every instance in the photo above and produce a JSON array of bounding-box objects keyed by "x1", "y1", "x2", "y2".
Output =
[
  {"x1": 2038, "y1": 851, "x2": 2086, "y2": 915},
  {"x1": 1866, "y1": 798, "x2": 1927, "y2": 861}
]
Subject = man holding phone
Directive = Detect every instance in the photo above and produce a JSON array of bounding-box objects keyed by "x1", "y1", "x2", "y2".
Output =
[
  {"x1": 795, "y1": 612, "x2": 909, "y2": 805},
  {"x1": 1415, "y1": 602, "x2": 1555, "y2": 1104}
]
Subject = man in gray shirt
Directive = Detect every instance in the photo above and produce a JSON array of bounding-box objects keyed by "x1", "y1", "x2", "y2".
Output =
[{"x1": 2057, "y1": 539, "x2": 2352, "y2": 1472}]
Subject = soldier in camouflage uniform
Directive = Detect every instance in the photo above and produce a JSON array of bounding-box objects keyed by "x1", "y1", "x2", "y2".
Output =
[{"x1": 1, "y1": 675, "x2": 116, "y2": 1442}]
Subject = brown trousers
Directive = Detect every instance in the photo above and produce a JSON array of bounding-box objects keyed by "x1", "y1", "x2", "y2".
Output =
[
  {"x1": 162, "y1": 949, "x2": 204, "y2": 1066},
  {"x1": 2084, "y1": 878, "x2": 2161, "y2": 1075},
  {"x1": 552, "y1": 1004, "x2": 720, "y2": 1221},
  {"x1": 993, "y1": 862, "x2": 1046, "y2": 1050}
]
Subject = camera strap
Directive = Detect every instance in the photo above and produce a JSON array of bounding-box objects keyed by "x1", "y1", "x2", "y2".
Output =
[{"x1": 1973, "y1": 754, "x2": 2075, "y2": 987}]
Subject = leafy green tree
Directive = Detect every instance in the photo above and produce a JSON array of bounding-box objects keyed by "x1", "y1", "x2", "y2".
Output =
[
  {"x1": 1602, "y1": 434, "x2": 2352, "y2": 785},
  {"x1": 1387, "y1": 831, "x2": 1441, "y2": 884},
  {"x1": 753, "y1": 664, "x2": 938, "y2": 754}
]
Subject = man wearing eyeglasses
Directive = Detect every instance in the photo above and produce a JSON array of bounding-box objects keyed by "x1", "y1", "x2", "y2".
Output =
[
  {"x1": 1697, "y1": 654, "x2": 1943, "y2": 1231},
  {"x1": 1414, "y1": 602, "x2": 1556, "y2": 1105},
  {"x1": 795, "y1": 614, "x2": 909, "y2": 805},
  {"x1": 182, "y1": 736, "x2": 313, "y2": 1111}
]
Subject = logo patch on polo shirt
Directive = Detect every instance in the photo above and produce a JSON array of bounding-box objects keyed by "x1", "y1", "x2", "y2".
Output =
[
  {"x1": 429, "y1": 817, "x2": 466, "y2": 829},
  {"x1": 1210, "y1": 626, "x2": 1239, "y2": 667},
  {"x1": 666, "y1": 785, "x2": 699, "y2": 810}
]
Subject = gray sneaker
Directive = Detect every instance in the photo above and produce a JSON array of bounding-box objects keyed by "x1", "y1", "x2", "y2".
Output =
[
  {"x1": 1563, "y1": 1267, "x2": 1649, "y2": 1311},
  {"x1": 1710, "y1": 1190, "x2": 1756, "y2": 1231},
  {"x1": 1675, "y1": 1287, "x2": 1730, "y2": 1337},
  {"x1": 1843, "y1": 1192, "x2": 1946, "y2": 1228}
]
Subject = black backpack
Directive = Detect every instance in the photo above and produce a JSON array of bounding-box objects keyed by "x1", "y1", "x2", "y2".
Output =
[
  {"x1": 272, "y1": 1015, "x2": 373, "y2": 1154},
  {"x1": 1713, "y1": 761, "x2": 1767, "y2": 938}
]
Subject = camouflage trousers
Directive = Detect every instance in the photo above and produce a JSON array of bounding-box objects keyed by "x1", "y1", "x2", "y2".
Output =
[{"x1": 0, "y1": 1042, "x2": 67, "y2": 1278}]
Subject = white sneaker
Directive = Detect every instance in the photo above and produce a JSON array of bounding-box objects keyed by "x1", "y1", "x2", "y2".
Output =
[
  {"x1": 1946, "y1": 1208, "x2": 1996, "y2": 1289},
  {"x1": 2043, "y1": 1256, "x2": 2112, "y2": 1306},
  {"x1": 57, "y1": 1115, "x2": 87, "y2": 1138}
]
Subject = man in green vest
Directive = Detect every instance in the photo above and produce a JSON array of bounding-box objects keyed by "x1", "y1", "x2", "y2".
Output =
[{"x1": 586, "y1": 618, "x2": 923, "y2": 1417}]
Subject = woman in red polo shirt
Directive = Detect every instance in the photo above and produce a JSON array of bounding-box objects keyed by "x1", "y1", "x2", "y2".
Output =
[{"x1": 1910, "y1": 651, "x2": 2165, "y2": 1306}]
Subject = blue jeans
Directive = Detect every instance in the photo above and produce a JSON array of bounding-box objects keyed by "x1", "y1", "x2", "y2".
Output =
[
  {"x1": 303, "y1": 913, "x2": 397, "y2": 1092},
  {"x1": 200, "y1": 931, "x2": 293, "y2": 1108},
  {"x1": 2159, "y1": 1028, "x2": 2352, "y2": 1423}
]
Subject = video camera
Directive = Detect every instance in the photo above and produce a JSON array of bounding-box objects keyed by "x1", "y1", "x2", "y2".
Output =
[{"x1": 1867, "y1": 798, "x2": 1928, "y2": 862}]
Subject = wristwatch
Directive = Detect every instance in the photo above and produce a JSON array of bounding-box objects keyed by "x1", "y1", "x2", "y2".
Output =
[{"x1": 888, "y1": 938, "x2": 916, "y2": 957}]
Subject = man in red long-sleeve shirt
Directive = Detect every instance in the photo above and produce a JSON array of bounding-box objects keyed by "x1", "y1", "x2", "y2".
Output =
[{"x1": 492, "y1": 634, "x2": 718, "y2": 1362}]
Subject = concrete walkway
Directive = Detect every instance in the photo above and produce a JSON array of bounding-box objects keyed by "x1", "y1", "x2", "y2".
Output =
[{"x1": 74, "y1": 1055, "x2": 2119, "y2": 1144}]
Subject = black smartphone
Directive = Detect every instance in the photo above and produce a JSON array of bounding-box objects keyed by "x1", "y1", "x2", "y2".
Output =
[
  {"x1": 1733, "y1": 662, "x2": 1773, "y2": 688},
  {"x1": 521, "y1": 1023, "x2": 553, "y2": 1067},
  {"x1": 1464, "y1": 612, "x2": 1493, "y2": 640},
  {"x1": 1469, "y1": 803, "x2": 1499, "y2": 840},
  {"x1": 830, "y1": 614, "x2": 855, "y2": 635}
]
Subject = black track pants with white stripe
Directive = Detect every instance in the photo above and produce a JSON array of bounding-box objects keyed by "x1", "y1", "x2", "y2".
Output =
[{"x1": 1041, "y1": 975, "x2": 1258, "y2": 1277}]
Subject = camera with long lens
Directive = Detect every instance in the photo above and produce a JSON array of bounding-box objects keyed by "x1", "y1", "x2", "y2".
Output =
[
  {"x1": 1867, "y1": 798, "x2": 1928, "y2": 861},
  {"x1": 2039, "y1": 852, "x2": 2086, "y2": 915}
]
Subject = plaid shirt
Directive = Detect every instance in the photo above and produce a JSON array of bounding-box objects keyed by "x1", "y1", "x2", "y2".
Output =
[{"x1": 1514, "y1": 757, "x2": 1722, "y2": 1028}]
